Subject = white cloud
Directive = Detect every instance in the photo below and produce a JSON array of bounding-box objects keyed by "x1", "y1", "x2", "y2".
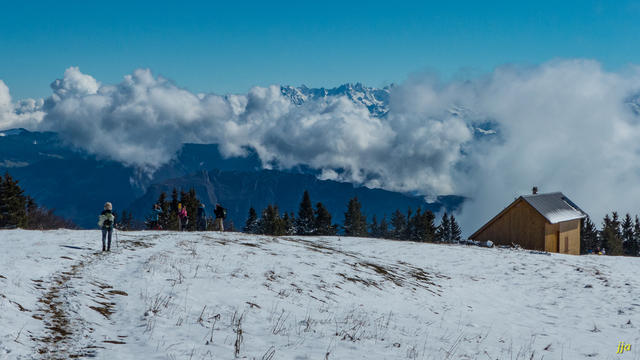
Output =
[
  {"x1": 35, "y1": 67, "x2": 472, "y2": 196},
  {"x1": 0, "y1": 80, "x2": 45, "y2": 130},
  {"x1": 3, "y1": 60, "x2": 640, "y2": 234},
  {"x1": 455, "y1": 60, "x2": 640, "y2": 234}
]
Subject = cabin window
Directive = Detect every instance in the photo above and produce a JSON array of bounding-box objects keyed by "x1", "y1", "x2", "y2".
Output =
[{"x1": 564, "y1": 236, "x2": 569, "y2": 253}]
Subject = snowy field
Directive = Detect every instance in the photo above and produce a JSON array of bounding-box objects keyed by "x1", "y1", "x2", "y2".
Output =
[{"x1": 0, "y1": 230, "x2": 639, "y2": 360}]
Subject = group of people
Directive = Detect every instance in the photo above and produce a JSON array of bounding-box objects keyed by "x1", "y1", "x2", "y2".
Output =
[
  {"x1": 587, "y1": 247, "x2": 607, "y2": 255},
  {"x1": 98, "y1": 201, "x2": 227, "y2": 251},
  {"x1": 150, "y1": 202, "x2": 226, "y2": 231}
]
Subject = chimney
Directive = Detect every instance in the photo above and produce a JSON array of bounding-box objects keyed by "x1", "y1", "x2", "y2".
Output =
[{"x1": 532, "y1": 186, "x2": 538, "y2": 195}]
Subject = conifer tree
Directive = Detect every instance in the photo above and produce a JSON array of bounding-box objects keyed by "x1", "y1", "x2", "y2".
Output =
[
  {"x1": 601, "y1": 213, "x2": 623, "y2": 255},
  {"x1": 435, "y1": 212, "x2": 451, "y2": 242},
  {"x1": 403, "y1": 207, "x2": 414, "y2": 240},
  {"x1": 244, "y1": 207, "x2": 259, "y2": 234},
  {"x1": 0, "y1": 172, "x2": 75, "y2": 230},
  {"x1": 378, "y1": 215, "x2": 389, "y2": 239},
  {"x1": 622, "y1": 213, "x2": 636, "y2": 256},
  {"x1": 449, "y1": 214, "x2": 462, "y2": 243},
  {"x1": 0, "y1": 172, "x2": 27, "y2": 228},
  {"x1": 369, "y1": 215, "x2": 379, "y2": 238},
  {"x1": 600, "y1": 214, "x2": 611, "y2": 252},
  {"x1": 25, "y1": 195, "x2": 37, "y2": 229},
  {"x1": 580, "y1": 216, "x2": 599, "y2": 254},
  {"x1": 157, "y1": 191, "x2": 170, "y2": 229},
  {"x1": 295, "y1": 190, "x2": 316, "y2": 235},
  {"x1": 409, "y1": 208, "x2": 423, "y2": 241},
  {"x1": 602, "y1": 226, "x2": 622, "y2": 255},
  {"x1": 633, "y1": 215, "x2": 640, "y2": 257},
  {"x1": 343, "y1": 197, "x2": 367, "y2": 236},
  {"x1": 180, "y1": 188, "x2": 200, "y2": 231},
  {"x1": 282, "y1": 212, "x2": 295, "y2": 235},
  {"x1": 612, "y1": 212, "x2": 622, "y2": 239},
  {"x1": 315, "y1": 202, "x2": 336, "y2": 235},
  {"x1": 169, "y1": 188, "x2": 180, "y2": 230},
  {"x1": 189, "y1": 189, "x2": 199, "y2": 230},
  {"x1": 289, "y1": 212, "x2": 297, "y2": 234},
  {"x1": 412, "y1": 208, "x2": 437, "y2": 242},
  {"x1": 260, "y1": 205, "x2": 286, "y2": 236},
  {"x1": 390, "y1": 209, "x2": 406, "y2": 240}
]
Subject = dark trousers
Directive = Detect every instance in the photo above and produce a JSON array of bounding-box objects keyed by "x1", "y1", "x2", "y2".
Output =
[{"x1": 102, "y1": 228, "x2": 113, "y2": 251}]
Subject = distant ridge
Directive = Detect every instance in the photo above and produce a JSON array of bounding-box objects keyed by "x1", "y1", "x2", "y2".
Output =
[{"x1": 0, "y1": 129, "x2": 464, "y2": 228}]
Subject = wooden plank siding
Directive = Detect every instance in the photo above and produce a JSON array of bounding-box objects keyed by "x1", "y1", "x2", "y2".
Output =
[
  {"x1": 471, "y1": 199, "x2": 547, "y2": 250},
  {"x1": 544, "y1": 220, "x2": 581, "y2": 255},
  {"x1": 544, "y1": 223, "x2": 559, "y2": 253},
  {"x1": 560, "y1": 219, "x2": 581, "y2": 255}
]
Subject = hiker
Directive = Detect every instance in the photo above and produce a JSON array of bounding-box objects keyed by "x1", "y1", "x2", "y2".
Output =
[
  {"x1": 98, "y1": 202, "x2": 115, "y2": 251},
  {"x1": 152, "y1": 203, "x2": 162, "y2": 230},
  {"x1": 178, "y1": 203, "x2": 188, "y2": 231},
  {"x1": 214, "y1": 203, "x2": 226, "y2": 231},
  {"x1": 197, "y1": 203, "x2": 206, "y2": 231}
]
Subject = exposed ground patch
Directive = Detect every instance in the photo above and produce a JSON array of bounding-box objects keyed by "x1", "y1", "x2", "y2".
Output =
[{"x1": 29, "y1": 236, "x2": 154, "y2": 359}]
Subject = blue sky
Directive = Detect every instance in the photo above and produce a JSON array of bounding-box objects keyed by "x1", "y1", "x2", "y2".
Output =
[{"x1": 1, "y1": 0, "x2": 639, "y2": 99}]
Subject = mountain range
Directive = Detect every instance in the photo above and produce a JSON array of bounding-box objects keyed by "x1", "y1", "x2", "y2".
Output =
[{"x1": 280, "y1": 83, "x2": 391, "y2": 117}]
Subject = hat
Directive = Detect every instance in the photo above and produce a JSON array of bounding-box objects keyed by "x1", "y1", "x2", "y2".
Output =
[{"x1": 104, "y1": 202, "x2": 112, "y2": 210}]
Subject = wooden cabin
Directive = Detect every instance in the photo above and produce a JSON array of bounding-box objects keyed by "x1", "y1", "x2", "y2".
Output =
[{"x1": 469, "y1": 191, "x2": 587, "y2": 255}]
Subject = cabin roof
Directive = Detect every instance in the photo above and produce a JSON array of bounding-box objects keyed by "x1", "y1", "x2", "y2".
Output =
[{"x1": 521, "y1": 192, "x2": 587, "y2": 224}]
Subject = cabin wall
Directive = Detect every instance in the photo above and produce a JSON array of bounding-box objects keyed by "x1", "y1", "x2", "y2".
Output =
[
  {"x1": 544, "y1": 220, "x2": 581, "y2": 254},
  {"x1": 472, "y1": 199, "x2": 546, "y2": 250},
  {"x1": 544, "y1": 223, "x2": 559, "y2": 253},
  {"x1": 559, "y1": 219, "x2": 581, "y2": 255}
]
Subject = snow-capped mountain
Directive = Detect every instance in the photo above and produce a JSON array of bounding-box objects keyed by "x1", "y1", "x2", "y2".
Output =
[
  {"x1": 280, "y1": 84, "x2": 502, "y2": 138},
  {"x1": 280, "y1": 83, "x2": 392, "y2": 117},
  {"x1": 627, "y1": 94, "x2": 640, "y2": 116}
]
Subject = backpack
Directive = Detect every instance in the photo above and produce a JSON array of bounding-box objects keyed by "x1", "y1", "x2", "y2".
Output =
[{"x1": 98, "y1": 213, "x2": 115, "y2": 228}]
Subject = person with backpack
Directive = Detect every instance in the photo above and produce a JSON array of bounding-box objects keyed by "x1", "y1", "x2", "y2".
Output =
[
  {"x1": 151, "y1": 203, "x2": 163, "y2": 230},
  {"x1": 214, "y1": 204, "x2": 226, "y2": 231},
  {"x1": 178, "y1": 203, "x2": 188, "y2": 231},
  {"x1": 98, "y1": 202, "x2": 115, "y2": 251},
  {"x1": 197, "y1": 203, "x2": 207, "y2": 231}
]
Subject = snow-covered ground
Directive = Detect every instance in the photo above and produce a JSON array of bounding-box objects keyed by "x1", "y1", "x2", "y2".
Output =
[{"x1": 0, "y1": 230, "x2": 639, "y2": 359}]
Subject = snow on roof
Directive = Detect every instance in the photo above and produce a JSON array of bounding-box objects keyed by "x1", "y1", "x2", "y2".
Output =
[{"x1": 521, "y1": 192, "x2": 587, "y2": 224}]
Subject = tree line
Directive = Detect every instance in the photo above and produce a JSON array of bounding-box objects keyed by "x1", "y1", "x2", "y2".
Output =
[
  {"x1": 243, "y1": 190, "x2": 462, "y2": 242},
  {"x1": 0, "y1": 172, "x2": 76, "y2": 229},
  {"x1": 581, "y1": 212, "x2": 640, "y2": 256}
]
